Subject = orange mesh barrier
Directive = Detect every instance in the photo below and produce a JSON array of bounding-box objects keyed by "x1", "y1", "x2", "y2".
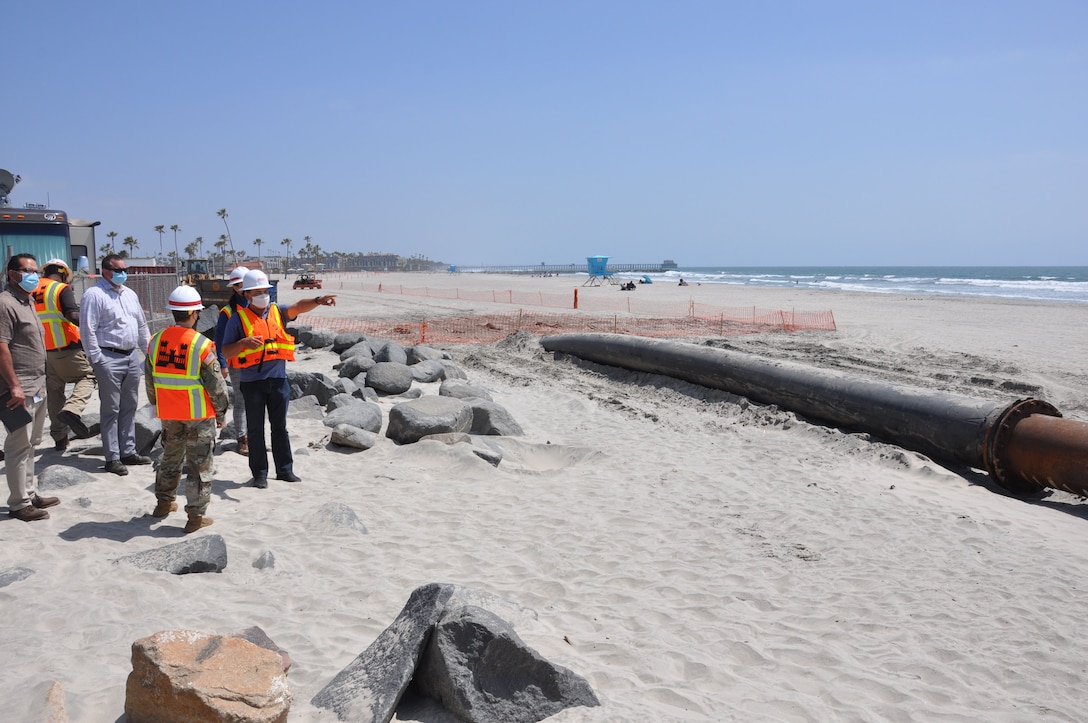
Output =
[{"x1": 304, "y1": 309, "x2": 835, "y2": 345}]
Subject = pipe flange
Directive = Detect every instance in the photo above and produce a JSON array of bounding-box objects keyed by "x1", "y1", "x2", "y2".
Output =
[{"x1": 984, "y1": 398, "x2": 1061, "y2": 494}]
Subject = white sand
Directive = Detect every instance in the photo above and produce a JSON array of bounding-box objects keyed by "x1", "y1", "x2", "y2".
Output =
[{"x1": 2, "y1": 273, "x2": 1087, "y2": 721}]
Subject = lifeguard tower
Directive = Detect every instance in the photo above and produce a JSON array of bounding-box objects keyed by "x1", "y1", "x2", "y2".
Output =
[{"x1": 583, "y1": 255, "x2": 615, "y2": 286}]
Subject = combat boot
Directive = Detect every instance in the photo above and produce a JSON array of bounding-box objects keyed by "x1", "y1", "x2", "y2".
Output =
[
  {"x1": 152, "y1": 500, "x2": 178, "y2": 518},
  {"x1": 184, "y1": 514, "x2": 214, "y2": 533}
]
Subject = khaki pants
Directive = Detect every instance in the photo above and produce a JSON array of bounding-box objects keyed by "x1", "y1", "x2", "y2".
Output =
[
  {"x1": 46, "y1": 344, "x2": 97, "y2": 443},
  {"x1": 5, "y1": 398, "x2": 48, "y2": 511}
]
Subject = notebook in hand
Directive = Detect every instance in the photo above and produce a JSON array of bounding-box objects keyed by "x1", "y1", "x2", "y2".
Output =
[{"x1": 0, "y1": 391, "x2": 33, "y2": 432}]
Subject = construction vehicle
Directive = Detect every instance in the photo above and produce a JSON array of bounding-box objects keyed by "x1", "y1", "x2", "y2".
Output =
[
  {"x1": 182, "y1": 257, "x2": 276, "y2": 309},
  {"x1": 292, "y1": 273, "x2": 322, "y2": 290},
  {"x1": 1, "y1": 168, "x2": 98, "y2": 271}
]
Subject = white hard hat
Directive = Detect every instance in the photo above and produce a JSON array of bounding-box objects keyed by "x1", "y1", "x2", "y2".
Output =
[
  {"x1": 44, "y1": 258, "x2": 71, "y2": 279},
  {"x1": 167, "y1": 285, "x2": 205, "y2": 311},
  {"x1": 241, "y1": 269, "x2": 272, "y2": 291},
  {"x1": 228, "y1": 266, "x2": 250, "y2": 286}
]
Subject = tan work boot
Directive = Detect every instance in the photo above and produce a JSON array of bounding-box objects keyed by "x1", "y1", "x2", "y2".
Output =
[
  {"x1": 237, "y1": 435, "x2": 249, "y2": 455},
  {"x1": 152, "y1": 500, "x2": 178, "y2": 518},
  {"x1": 184, "y1": 514, "x2": 214, "y2": 533}
]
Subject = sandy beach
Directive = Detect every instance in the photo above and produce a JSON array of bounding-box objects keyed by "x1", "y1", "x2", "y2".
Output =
[{"x1": 3, "y1": 272, "x2": 1087, "y2": 721}]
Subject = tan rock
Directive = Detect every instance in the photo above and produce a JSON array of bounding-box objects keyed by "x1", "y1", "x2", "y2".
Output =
[{"x1": 125, "y1": 629, "x2": 291, "y2": 723}]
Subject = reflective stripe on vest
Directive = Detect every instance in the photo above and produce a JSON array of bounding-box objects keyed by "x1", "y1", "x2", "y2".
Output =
[
  {"x1": 149, "y1": 326, "x2": 216, "y2": 420},
  {"x1": 218, "y1": 304, "x2": 241, "y2": 367},
  {"x1": 235, "y1": 304, "x2": 296, "y2": 369},
  {"x1": 32, "y1": 278, "x2": 80, "y2": 351}
]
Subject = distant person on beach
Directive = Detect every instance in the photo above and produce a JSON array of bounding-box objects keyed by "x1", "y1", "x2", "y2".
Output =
[
  {"x1": 221, "y1": 269, "x2": 336, "y2": 488},
  {"x1": 80, "y1": 253, "x2": 151, "y2": 476},
  {"x1": 31, "y1": 258, "x2": 95, "y2": 451},
  {"x1": 145, "y1": 286, "x2": 229, "y2": 533},
  {"x1": 215, "y1": 266, "x2": 249, "y2": 456},
  {"x1": 1, "y1": 253, "x2": 60, "y2": 521},
  {"x1": 678, "y1": 278, "x2": 689, "y2": 286}
]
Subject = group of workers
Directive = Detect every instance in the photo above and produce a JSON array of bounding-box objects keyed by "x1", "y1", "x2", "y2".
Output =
[{"x1": 1, "y1": 253, "x2": 335, "y2": 532}]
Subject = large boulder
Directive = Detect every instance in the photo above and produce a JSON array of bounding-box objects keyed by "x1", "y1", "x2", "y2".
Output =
[
  {"x1": 286, "y1": 395, "x2": 325, "y2": 421},
  {"x1": 386, "y1": 396, "x2": 472, "y2": 444},
  {"x1": 414, "y1": 605, "x2": 600, "y2": 722},
  {"x1": 135, "y1": 405, "x2": 163, "y2": 455},
  {"x1": 305, "y1": 329, "x2": 337, "y2": 349},
  {"x1": 440, "y1": 361, "x2": 469, "y2": 380},
  {"x1": 333, "y1": 376, "x2": 359, "y2": 397},
  {"x1": 411, "y1": 360, "x2": 446, "y2": 383},
  {"x1": 374, "y1": 341, "x2": 408, "y2": 364},
  {"x1": 114, "y1": 535, "x2": 228, "y2": 575},
  {"x1": 365, "y1": 362, "x2": 414, "y2": 395},
  {"x1": 330, "y1": 424, "x2": 378, "y2": 451},
  {"x1": 439, "y1": 380, "x2": 493, "y2": 402},
  {"x1": 339, "y1": 355, "x2": 376, "y2": 379},
  {"x1": 323, "y1": 401, "x2": 383, "y2": 434},
  {"x1": 407, "y1": 345, "x2": 447, "y2": 364},
  {"x1": 325, "y1": 393, "x2": 358, "y2": 413},
  {"x1": 38, "y1": 466, "x2": 96, "y2": 491},
  {"x1": 332, "y1": 332, "x2": 369, "y2": 354},
  {"x1": 125, "y1": 630, "x2": 291, "y2": 723},
  {"x1": 339, "y1": 340, "x2": 374, "y2": 361},
  {"x1": 468, "y1": 400, "x2": 525, "y2": 436}
]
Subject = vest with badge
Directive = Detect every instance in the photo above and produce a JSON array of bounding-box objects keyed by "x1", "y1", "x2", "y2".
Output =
[
  {"x1": 234, "y1": 303, "x2": 296, "y2": 369},
  {"x1": 218, "y1": 300, "x2": 243, "y2": 367},
  {"x1": 149, "y1": 326, "x2": 216, "y2": 420},
  {"x1": 32, "y1": 277, "x2": 81, "y2": 351}
]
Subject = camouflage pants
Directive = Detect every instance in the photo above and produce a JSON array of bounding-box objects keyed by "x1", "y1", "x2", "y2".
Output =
[{"x1": 155, "y1": 419, "x2": 216, "y2": 516}]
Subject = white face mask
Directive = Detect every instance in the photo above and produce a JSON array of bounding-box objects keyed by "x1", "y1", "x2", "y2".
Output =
[{"x1": 251, "y1": 293, "x2": 271, "y2": 309}]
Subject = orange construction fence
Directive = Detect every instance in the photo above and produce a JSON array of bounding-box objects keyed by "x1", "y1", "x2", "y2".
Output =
[{"x1": 305, "y1": 308, "x2": 836, "y2": 346}]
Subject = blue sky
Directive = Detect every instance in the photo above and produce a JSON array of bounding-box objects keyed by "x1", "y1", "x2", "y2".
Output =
[{"x1": 5, "y1": 1, "x2": 1085, "y2": 266}]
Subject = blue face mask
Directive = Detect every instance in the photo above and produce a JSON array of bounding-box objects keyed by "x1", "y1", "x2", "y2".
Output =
[
  {"x1": 18, "y1": 271, "x2": 40, "y2": 293},
  {"x1": 109, "y1": 270, "x2": 128, "y2": 286}
]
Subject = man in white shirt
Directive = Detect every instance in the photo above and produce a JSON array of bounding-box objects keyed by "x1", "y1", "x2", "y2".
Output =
[{"x1": 79, "y1": 254, "x2": 152, "y2": 475}]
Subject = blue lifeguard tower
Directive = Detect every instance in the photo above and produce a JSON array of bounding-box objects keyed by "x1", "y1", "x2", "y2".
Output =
[{"x1": 583, "y1": 255, "x2": 614, "y2": 286}]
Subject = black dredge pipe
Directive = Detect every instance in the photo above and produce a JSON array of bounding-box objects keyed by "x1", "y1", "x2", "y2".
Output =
[{"x1": 540, "y1": 333, "x2": 1088, "y2": 497}]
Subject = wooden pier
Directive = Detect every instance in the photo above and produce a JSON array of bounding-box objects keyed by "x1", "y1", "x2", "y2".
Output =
[{"x1": 453, "y1": 261, "x2": 677, "y2": 275}]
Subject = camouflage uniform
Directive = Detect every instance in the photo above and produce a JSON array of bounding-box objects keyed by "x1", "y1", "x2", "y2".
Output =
[{"x1": 145, "y1": 349, "x2": 230, "y2": 516}]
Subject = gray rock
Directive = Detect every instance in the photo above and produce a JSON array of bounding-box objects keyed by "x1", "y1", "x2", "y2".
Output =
[
  {"x1": 330, "y1": 424, "x2": 378, "y2": 450},
  {"x1": 324, "y1": 401, "x2": 384, "y2": 433},
  {"x1": 0, "y1": 567, "x2": 33, "y2": 588},
  {"x1": 287, "y1": 370, "x2": 337, "y2": 405},
  {"x1": 365, "y1": 362, "x2": 414, "y2": 395},
  {"x1": 195, "y1": 307, "x2": 219, "y2": 335},
  {"x1": 391, "y1": 388, "x2": 423, "y2": 400},
  {"x1": 253, "y1": 551, "x2": 276, "y2": 570},
  {"x1": 339, "y1": 354, "x2": 376, "y2": 379},
  {"x1": 289, "y1": 383, "x2": 304, "y2": 400},
  {"x1": 311, "y1": 583, "x2": 457, "y2": 722},
  {"x1": 135, "y1": 405, "x2": 163, "y2": 455},
  {"x1": 38, "y1": 465, "x2": 96, "y2": 491},
  {"x1": 411, "y1": 359, "x2": 446, "y2": 383},
  {"x1": 219, "y1": 420, "x2": 238, "y2": 440},
  {"x1": 441, "y1": 361, "x2": 469, "y2": 380},
  {"x1": 306, "y1": 329, "x2": 337, "y2": 349},
  {"x1": 326, "y1": 393, "x2": 358, "y2": 412},
  {"x1": 439, "y1": 379, "x2": 493, "y2": 402},
  {"x1": 374, "y1": 341, "x2": 408, "y2": 364},
  {"x1": 333, "y1": 377, "x2": 359, "y2": 397},
  {"x1": 308, "y1": 502, "x2": 368, "y2": 534},
  {"x1": 407, "y1": 345, "x2": 447, "y2": 364},
  {"x1": 287, "y1": 394, "x2": 325, "y2": 420},
  {"x1": 233, "y1": 625, "x2": 294, "y2": 673},
  {"x1": 353, "y1": 386, "x2": 380, "y2": 403},
  {"x1": 114, "y1": 535, "x2": 228, "y2": 574},
  {"x1": 339, "y1": 340, "x2": 375, "y2": 361},
  {"x1": 415, "y1": 605, "x2": 600, "y2": 722},
  {"x1": 332, "y1": 332, "x2": 369, "y2": 354},
  {"x1": 468, "y1": 400, "x2": 525, "y2": 436},
  {"x1": 386, "y1": 396, "x2": 472, "y2": 444}
]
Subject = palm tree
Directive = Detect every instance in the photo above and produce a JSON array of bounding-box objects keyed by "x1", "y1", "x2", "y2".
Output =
[
  {"x1": 123, "y1": 236, "x2": 139, "y2": 258},
  {"x1": 195, "y1": 236, "x2": 204, "y2": 257},
  {"x1": 154, "y1": 225, "x2": 165, "y2": 261},
  {"x1": 214, "y1": 236, "x2": 229, "y2": 276},
  {"x1": 170, "y1": 224, "x2": 181, "y2": 264},
  {"x1": 107, "y1": 230, "x2": 118, "y2": 250},
  {"x1": 184, "y1": 241, "x2": 198, "y2": 258},
  {"x1": 254, "y1": 238, "x2": 263, "y2": 263},
  {"x1": 281, "y1": 238, "x2": 293, "y2": 275},
  {"x1": 217, "y1": 208, "x2": 236, "y2": 257}
]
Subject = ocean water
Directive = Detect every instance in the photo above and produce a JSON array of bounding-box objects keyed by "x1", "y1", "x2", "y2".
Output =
[{"x1": 610, "y1": 266, "x2": 1088, "y2": 304}]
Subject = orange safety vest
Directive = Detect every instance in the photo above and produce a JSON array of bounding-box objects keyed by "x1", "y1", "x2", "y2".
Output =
[
  {"x1": 32, "y1": 278, "x2": 81, "y2": 351},
  {"x1": 149, "y1": 326, "x2": 217, "y2": 420},
  {"x1": 218, "y1": 303, "x2": 241, "y2": 367},
  {"x1": 234, "y1": 303, "x2": 295, "y2": 369}
]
